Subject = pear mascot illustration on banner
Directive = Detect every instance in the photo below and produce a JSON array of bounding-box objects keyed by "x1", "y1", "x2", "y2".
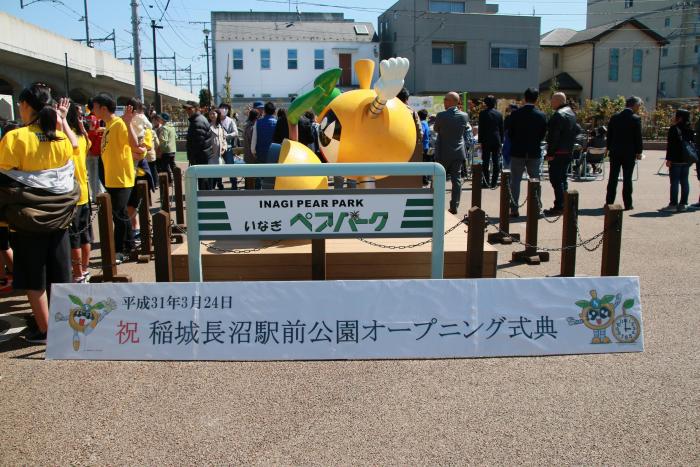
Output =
[{"x1": 273, "y1": 57, "x2": 416, "y2": 190}]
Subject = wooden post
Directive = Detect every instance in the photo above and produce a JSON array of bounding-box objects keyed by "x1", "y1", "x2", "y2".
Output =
[
  {"x1": 512, "y1": 179, "x2": 549, "y2": 264},
  {"x1": 245, "y1": 177, "x2": 256, "y2": 190},
  {"x1": 153, "y1": 210, "x2": 173, "y2": 282},
  {"x1": 487, "y1": 170, "x2": 520, "y2": 245},
  {"x1": 466, "y1": 207, "x2": 485, "y2": 278},
  {"x1": 601, "y1": 204, "x2": 623, "y2": 276},
  {"x1": 311, "y1": 239, "x2": 326, "y2": 280},
  {"x1": 471, "y1": 163, "x2": 482, "y2": 208},
  {"x1": 173, "y1": 166, "x2": 185, "y2": 226},
  {"x1": 560, "y1": 190, "x2": 579, "y2": 277},
  {"x1": 91, "y1": 193, "x2": 131, "y2": 283},
  {"x1": 136, "y1": 180, "x2": 152, "y2": 263},
  {"x1": 159, "y1": 172, "x2": 171, "y2": 213}
]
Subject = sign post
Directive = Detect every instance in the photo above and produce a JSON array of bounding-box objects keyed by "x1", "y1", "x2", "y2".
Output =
[{"x1": 185, "y1": 163, "x2": 447, "y2": 281}]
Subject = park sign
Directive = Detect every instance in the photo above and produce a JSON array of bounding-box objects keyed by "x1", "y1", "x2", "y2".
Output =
[
  {"x1": 196, "y1": 189, "x2": 434, "y2": 239},
  {"x1": 46, "y1": 276, "x2": 643, "y2": 361}
]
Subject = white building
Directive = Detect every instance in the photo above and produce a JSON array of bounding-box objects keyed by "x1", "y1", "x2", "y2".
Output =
[{"x1": 211, "y1": 12, "x2": 379, "y2": 103}]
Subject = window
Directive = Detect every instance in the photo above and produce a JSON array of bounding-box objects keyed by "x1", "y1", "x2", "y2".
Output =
[
  {"x1": 354, "y1": 25, "x2": 369, "y2": 35},
  {"x1": 553, "y1": 53, "x2": 559, "y2": 69},
  {"x1": 432, "y1": 42, "x2": 466, "y2": 64},
  {"x1": 659, "y1": 81, "x2": 665, "y2": 92},
  {"x1": 609, "y1": 48, "x2": 619, "y2": 81},
  {"x1": 624, "y1": 0, "x2": 633, "y2": 8},
  {"x1": 490, "y1": 46, "x2": 527, "y2": 69},
  {"x1": 232, "y1": 49, "x2": 243, "y2": 70},
  {"x1": 234, "y1": 93, "x2": 244, "y2": 98},
  {"x1": 664, "y1": 17, "x2": 670, "y2": 27},
  {"x1": 314, "y1": 49, "x2": 324, "y2": 69},
  {"x1": 429, "y1": 1, "x2": 466, "y2": 13},
  {"x1": 695, "y1": 44, "x2": 699, "y2": 54},
  {"x1": 632, "y1": 49, "x2": 643, "y2": 82},
  {"x1": 662, "y1": 47, "x2": 668, "y2": 57},
  {"x1": 261, "y1": 93, "x2": 271, "y2": 98},
  {"x1": 287, "y1": 49, "x2": 297, "y2": 69},
  {"x1": 260, "y1": 49, "x2": 270, "y2": 69},
  {"x1": 691, "y1": 79, "x2": 696, "y2": 89}
]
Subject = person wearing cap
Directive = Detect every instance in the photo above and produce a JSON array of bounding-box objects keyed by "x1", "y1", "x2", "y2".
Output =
[
  {"x1": 253, "y1": 101, "x2": 264, "y2": 117},
  {"x1": 183, "y1": 101, "x2": 216, "y2": 189},
  {"x1": 155, "y1": 112, "x2": 177, "y2": 182}
]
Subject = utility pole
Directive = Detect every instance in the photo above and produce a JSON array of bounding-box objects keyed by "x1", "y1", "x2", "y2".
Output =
[
  {"x1": 131, "y1": 0, "x2": 144, "y2": 101},
  {"x1": 82, "y1": 0, "x2": 91, "y2": 47},
  {"x1": 150, "y1": 19, "x2": 164, "y2": 112},
  {"x1": 64, "y1": 53, "x2": 70, "y2": 93},
  {"x1": 203, "y1": 28, "x2": 211, "y2": 104}
]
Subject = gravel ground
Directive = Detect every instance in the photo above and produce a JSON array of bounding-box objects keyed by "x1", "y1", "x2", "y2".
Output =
[{"x1": 0, "y1": 151, "x2": 698, "y2": 465}]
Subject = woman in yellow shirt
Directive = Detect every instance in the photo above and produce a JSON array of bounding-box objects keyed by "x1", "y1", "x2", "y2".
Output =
[
  {"x1": 66, "y1": 103, "x2": 93, "y2": 283},
  {"x1": 0, "y1": 83, "x2": 79, "y2": 344}
]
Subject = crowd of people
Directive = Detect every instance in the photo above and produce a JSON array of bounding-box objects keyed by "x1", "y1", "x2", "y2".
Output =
[
  {"x1": 0, "y1": 81, "x2": 699, "y2": 345},
  {"x1": 430, "y1": 87, "x2": 700, "y2": 216}
]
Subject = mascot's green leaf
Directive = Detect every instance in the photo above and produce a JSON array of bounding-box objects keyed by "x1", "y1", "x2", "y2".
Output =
[
  {"x1": 623, "y1": 298, "x2": 635, "y2": 309},
  {"x1": 287, "y1": 68, "x2": 342, "y2": 124},
  {"x1": 575, "y1": 300, "x2": 590, "y2": 308},
  {"x1": 601, "y1": 295, "x2": 615, "y2": 304},
  {"x1": 69, "y1": 295, "x2": 83, "y2": 306},
  {"x1": 93, "y1": 302, "x2": 105, "y2": 309}
]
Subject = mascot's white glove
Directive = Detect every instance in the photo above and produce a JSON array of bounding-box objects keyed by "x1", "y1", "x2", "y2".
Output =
[{"x1": 374, "y1": 57, "x2": 410, "y2": 104}]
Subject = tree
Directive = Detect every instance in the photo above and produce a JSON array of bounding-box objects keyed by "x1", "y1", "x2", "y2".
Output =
[
  {"x1": 222, "y1": 72, "x2": 232, "y2": 106},
  {"x1": 198, "y1": 88, "x2": 212, "y2": 108}
]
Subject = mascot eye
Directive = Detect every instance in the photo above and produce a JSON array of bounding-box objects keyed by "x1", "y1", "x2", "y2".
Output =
[
  {"x1": 599, "y1": 308, "x2": 610, "y2": 319},
  {"x1": 587, "y1": 309, "x2": 598, "y2": 321}
]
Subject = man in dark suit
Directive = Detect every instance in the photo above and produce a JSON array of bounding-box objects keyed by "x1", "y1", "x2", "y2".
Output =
[
  {"x1": 434, "y1": 91, "x2": 470, "y2": 214},
  {"x1": 506, "y1": 87, "x2": 547, "y2": 217},
  {"x1": 544, "y1": 92, "x2": 579, "y2": 215},
  {"x1": 606, "y1": 96, "x2": 643, "y2": 210},
  {"x1": 478, "y1": 95, "x2": 504, "y2": 188}
]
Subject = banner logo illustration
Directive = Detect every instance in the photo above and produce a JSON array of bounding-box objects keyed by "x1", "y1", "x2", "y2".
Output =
[
  {"x1": 54, "y1": 295, "x2": 118, "y2": 351},
  {"x1": 569, "y1": 290, "x2": 640, "y2": 344}
]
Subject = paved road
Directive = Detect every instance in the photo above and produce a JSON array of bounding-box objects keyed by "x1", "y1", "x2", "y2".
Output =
[{"x1": 0, "y1": 151, "x2": 698, "y2": 464}]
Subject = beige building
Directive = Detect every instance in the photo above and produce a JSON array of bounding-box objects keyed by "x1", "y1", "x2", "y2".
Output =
[
  {"x1": 379, "y1": 0, "x2": 541, "y2": 97},
  {"x1": 540, "y1": 19, "x2": 667, "y2": 108},
  {"x1": 587, "y1": 0, "x2": 699, "y2": 99}
]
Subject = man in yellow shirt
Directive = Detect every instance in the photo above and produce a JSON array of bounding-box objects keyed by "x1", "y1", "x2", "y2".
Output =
[{"x1": 89, "y1": 94, "x2": 141, "y2": 261}]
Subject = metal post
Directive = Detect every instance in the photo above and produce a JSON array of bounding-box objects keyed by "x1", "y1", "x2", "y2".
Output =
[
  {"x1": 601, "y1": 204, "x2": 623, "y2": 276},
  {"x1": 153, "y1": 210, "x2": 173, "y2": 282},
  {"x1": 185, "y1": 170, "x2": 202, "y2": 282},
  {"x1": 173, "y1": 54, "x2": 178, "y2": 86},
  {"x1": 130, "y1": 0, "x2": 144, "y2": 101},
  {"x1": 466, "y1": 207, "x2": 485, "y2": 278},
  {"x1": 431, "y1": 162, "x2": 446, "y2": 279},
  {"x1": 112, "y1": 29, "x2": 116, "y2": 56},
  {"x1": 83, "y1": 0, "x2": 91, "y2": 47},
  {"x1": 137, "y1": 180, "x2": 152, "y2": 262},
  {"x1": 471, "y1": 163, "x2": 482, "y2": 208},
  {"x1": 560, "y1": 190, "x2": 578, "y2": 277}
]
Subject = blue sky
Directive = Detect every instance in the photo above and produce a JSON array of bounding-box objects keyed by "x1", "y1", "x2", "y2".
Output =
[{"x1": 4, "y1": 0, "x2": 587, "y2": 92}]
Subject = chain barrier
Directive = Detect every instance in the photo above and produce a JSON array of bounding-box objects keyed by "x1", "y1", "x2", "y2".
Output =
[
  {"x1": 505, "y1": 177, "x2": 528, "y2": 209},
  {"x1": 357, "y1": 217, "x2": 467, "y2": 250},
  {"x1": 484, "y1": 217, "x2": 611, "y2": 253},
  {"x1": 169, "y1": 222, "x2": 280, "y2": 254},
  {"x1": 536, "y1": 194, "x2": 563, "y2": 224}
]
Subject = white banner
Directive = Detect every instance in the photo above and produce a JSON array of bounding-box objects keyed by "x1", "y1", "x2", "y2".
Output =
[
  {"x1": 46, "y1": 277, "x2": 643, "y2": 361},
  {"x1": 196, "y1": 189, "x2": 434, "y2": 239}
]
